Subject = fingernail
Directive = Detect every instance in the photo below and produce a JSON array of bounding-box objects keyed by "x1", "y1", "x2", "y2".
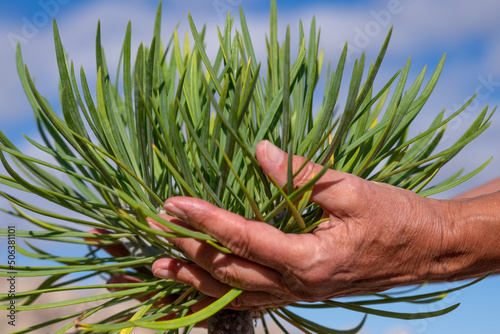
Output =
[
  {"x1": 153, "y1": 268, "x2": 174, "y2": 280},
  {"x1": 164, "y1": 202, "x2": 186, "y2": 219},
  {"x1": 264, "y1": 141, "x2": 284, "y2": 165}
]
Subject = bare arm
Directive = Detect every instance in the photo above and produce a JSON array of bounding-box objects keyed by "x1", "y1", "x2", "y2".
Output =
[
  {"x1": 449, "y1": 191, "x2": 500, "y2": 277},
  {"x1": 453, "y1": 177, "x2": 500, "y2": 199},
  {"x1": 149, "y1": 141, "x2": 500, "y2": 309}
]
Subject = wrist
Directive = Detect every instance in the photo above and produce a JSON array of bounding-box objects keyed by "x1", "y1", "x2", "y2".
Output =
[{"x1": 432, "y1": 192, "x2": 500, "y2": 281}]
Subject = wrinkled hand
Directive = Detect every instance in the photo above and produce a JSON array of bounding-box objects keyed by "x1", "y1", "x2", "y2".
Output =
[{"x1": 149, "y1": 140, "x2": 465, "y2": 309}]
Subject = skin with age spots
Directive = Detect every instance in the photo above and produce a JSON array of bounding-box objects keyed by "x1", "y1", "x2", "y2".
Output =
[{"x1": 148, "y1": 140, "x2": 500, "y2": 310}]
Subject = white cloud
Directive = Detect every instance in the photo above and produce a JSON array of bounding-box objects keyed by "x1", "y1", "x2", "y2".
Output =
[{"x1": 302, "y1": 0, "x2": 500, "y2": 56}]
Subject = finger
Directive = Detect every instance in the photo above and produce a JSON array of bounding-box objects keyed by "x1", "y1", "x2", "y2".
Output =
[
  {"x1": 152, "y1": 258, "x2": 290, "y2": 309},
  {"x1": 85, "y1": 228, "x2": 130, "y2": 258},
  {"x1": 107, "y1": 275, "x2": 209, "y2": 327},
  {"x1": 162, "y1": 198, "x2": 318, "y2": 273},
  {"x1": 255, "y1": 140, "x2": 364, "y2": 215},
  {"x1": 107, "y1": 275, "x2": 150, "y2": 302},
  {"x1": 107, "y1": 275, "x2": 178, "y2": 304},
  {"x1": 149, "y1": 220, "x2": 291, "y2": 296},
  {"x1": 146, "y1": 215, "x2": 195, "y2": 233},
  {"x1": 153, "y1": 257, "x2": 230, "y2": 297}
]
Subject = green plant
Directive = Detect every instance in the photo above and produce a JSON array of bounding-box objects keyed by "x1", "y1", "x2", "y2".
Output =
[{"x1": 0, "y1": 1, "x2": 494, "y2": 333}]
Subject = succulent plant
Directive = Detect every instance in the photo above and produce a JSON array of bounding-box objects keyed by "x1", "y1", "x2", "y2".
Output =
[{"x1": 0, "y1": 1, "x2": 494, "y2": 333}]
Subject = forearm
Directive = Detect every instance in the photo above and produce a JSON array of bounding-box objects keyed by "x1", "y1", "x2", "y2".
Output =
[
  {"x1": 453, "y1": 177, "x2": 500, "y2": 199},
  {"x1": 441, "y1": 191, "x2": 500, "y2": 280}
]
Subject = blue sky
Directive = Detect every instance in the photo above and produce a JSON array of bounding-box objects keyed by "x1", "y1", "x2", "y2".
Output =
[{"x1": 1, "y1": 0, "x2": 500, "y2": 333}]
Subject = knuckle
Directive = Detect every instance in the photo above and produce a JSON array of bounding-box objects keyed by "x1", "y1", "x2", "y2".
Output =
[
  {"x1": 293, "y1": 158, "x2": 317, "y2": 188},
  {"x1": 271, "y1": 294, "x2": 290, "y2": 308},
  {"x1": 212, "y1": 258, "x2": 239, "y2": 287},
  {"x1": 300, "y1": 267, "x2": 330, "y2": 288},
  {"x1": 230, "y1": 295, "x2": 244, "y2": 309},
  {"x1": 281, "y1": 249, "x2": 335, "y2": 303},
  {"x1": 225, "y1": 228, "x2": 252, "y2": 259},
  {"x1": 265, "y1": 292, "x2": 284, "y2": 307},
  {"x1": 340, "y1": 176, "x2": 366, "y2": 206},
  {"x1": 284, "y1": 278, "x2": 321, "y2": 303}
]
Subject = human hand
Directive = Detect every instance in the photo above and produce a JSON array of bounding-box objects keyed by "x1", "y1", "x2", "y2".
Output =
[
  {"x1": 149, "y1": 140, "x2": 479, "y2": 309},
  {"x1": 85, "y1": 228, "x2": 212, "y2": 326}
]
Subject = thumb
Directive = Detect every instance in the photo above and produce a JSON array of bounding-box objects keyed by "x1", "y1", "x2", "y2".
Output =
[{"x1": 255, "y1": 140, "x2": 360, "y2": 213}]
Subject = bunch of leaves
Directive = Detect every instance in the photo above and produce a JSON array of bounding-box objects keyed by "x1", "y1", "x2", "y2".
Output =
[{"x1": 0, "y1": 1, "x2": 494, "y2": 333}]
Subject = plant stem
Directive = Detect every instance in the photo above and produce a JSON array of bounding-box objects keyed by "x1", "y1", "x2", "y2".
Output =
[{"x1": 208, "y1": 310, "x2": 254, "y2": 334}]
